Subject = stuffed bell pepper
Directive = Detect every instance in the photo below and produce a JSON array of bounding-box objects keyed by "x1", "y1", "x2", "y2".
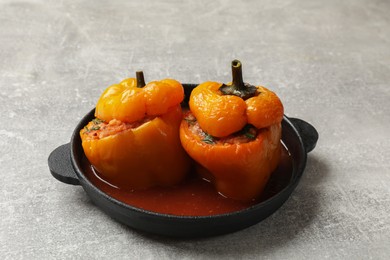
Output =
[
  {"x1": 80, "y1": 72, "x2": 191, "y2": 189},
  {"x1": 180, "y1": 60, "x2": 284, "y2": 201}
]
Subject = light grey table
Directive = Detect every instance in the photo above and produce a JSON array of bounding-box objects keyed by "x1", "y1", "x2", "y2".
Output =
[{"x1": 1, "y1": 0, "x2": 389, "y2": 259}]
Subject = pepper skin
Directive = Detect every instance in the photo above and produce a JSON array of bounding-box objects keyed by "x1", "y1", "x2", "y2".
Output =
[
  {"x1": 180, "y1": 120, "x2": 281, "y2": 201},
  {"x1": 95, "y1": 74, "x2": 184, "y2": 123},
  {"x1": 180, "y1": 60, "x2": 284, "y2": 200},
  {"x1": 81, "y1": 72, "x2": 191, "y2": 190},
  {"x1": 189, "y1": 82, "x2": 283, "y2": 138}
]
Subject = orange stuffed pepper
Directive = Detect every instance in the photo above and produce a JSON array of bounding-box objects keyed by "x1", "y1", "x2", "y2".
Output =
[
  {"x1": 180, "y1": 60, "x2": 284, "y2": 201},
  {"x1": 80, "y1": 72, "x2": 191, "y2": 190}
]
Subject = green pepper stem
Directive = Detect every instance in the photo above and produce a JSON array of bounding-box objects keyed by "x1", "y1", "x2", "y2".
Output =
[
  {"x1": 231, "y1": 60, "x2": 245, "y2": 90},
  {"x1": 136, "y1": 71, "x2": 146, "y2": 88},
  {"x1": 219, "y1": 60, "x2": 257, "y2": 100}
]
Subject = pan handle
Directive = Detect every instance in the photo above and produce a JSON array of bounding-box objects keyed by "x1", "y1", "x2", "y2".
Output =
[
  {"x1": 48, "y1": 143, "x2": 80, "y2": 185},
  {"x1": 289, "y1": 117, "x2": 319, "y2": 153}
]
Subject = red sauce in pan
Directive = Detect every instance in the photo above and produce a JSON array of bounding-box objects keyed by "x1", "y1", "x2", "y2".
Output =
[{"x1": 82, "y1": 144, "x2": 293, "y2": 216}]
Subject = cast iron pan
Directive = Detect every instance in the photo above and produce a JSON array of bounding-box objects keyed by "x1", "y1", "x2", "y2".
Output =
[{"x1": 48, "y1": 84, "x2": 318, "y2": 238}]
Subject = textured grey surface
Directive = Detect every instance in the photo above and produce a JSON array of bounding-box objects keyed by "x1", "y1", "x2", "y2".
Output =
[{"x1": 1, "y1": 0, "x2": 390, "y2": 259}]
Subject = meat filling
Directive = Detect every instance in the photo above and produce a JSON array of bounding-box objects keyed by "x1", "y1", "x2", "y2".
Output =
[{"x1": 82, "y1": 117, "x2": 152, "y2": 140}]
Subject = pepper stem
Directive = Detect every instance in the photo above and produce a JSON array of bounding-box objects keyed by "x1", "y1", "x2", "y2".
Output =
[
  {"x1": 219, "y1": 60, "x2": 257, "y2": 100},
  {"x1": 231, "y1": 60, "x2": 245, "y2": 90},
  {"x1": 136, "y1": 71, "x2": 146, "y2": 88}
]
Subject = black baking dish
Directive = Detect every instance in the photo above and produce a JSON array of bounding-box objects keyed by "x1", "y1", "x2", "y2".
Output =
[{"x1": 48, "y1": 83, "x2": 318, "y2": 238}]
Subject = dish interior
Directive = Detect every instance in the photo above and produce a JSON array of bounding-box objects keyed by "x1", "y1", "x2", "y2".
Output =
[{"x1": 81, "y1": 142, "x2": 293, "y2": 216}]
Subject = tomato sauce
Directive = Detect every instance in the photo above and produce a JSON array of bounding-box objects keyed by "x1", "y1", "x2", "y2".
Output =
[{"x1": 82, "y1": 144, "x2": 293, "y2": 216}]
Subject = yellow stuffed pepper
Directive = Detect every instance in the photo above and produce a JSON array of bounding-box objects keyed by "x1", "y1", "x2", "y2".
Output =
[{"x1": 81, "y1": 72, "x2": 191, "y2": 189}]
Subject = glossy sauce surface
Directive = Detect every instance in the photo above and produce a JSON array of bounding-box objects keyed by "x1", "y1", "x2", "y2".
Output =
[{"x1": 83, "y1": 144, "x2": 293, "y2": 216}]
